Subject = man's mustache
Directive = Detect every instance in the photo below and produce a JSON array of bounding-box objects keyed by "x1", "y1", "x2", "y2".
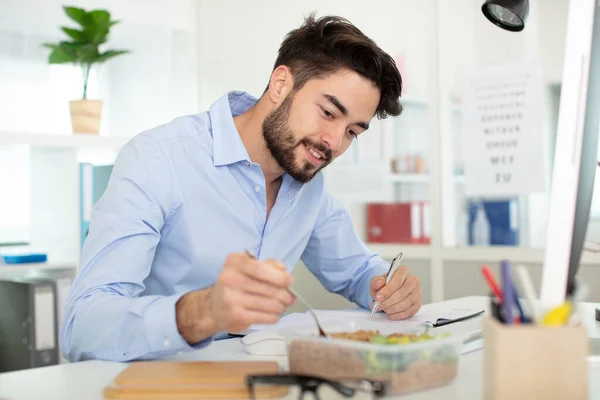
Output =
[{"x1": 301, "y1": 139, "x2": 332, "y2": 161}]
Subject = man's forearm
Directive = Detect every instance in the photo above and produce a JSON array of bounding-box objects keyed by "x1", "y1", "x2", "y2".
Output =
[
  {"x1": 61, "y1": 289, "x2": 213, "y2": 362},
  {"x1": 175, "y1": 287, "x2": 220, "y2": 344}
]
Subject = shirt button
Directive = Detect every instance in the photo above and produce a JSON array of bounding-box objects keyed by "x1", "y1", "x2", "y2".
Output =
[
  {"x1": 288, "y1": 190, "x2": 294, "y2": 196},
  {"x1": 163, "y1": 338, "x2": 171, "y2": 348},
  {"x1": 254, "y1": 185, "x2": 261, "y2": 192},
  {"x1": 247, "y1": 162, "x2": 252, "y2": 167}
]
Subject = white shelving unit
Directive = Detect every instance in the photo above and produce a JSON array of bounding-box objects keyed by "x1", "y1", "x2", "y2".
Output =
[
  {"x1": 0, "y1": 132, "x2": 133, "y2": 267},
  {"x1": 389, "y1": 173, "x2": 466, "y2": 184},
  {"x1": 0, "y1": 262, "x2": 77, "y2": 277},
  {"x1": 0, "y1": 132, "x2": 130, "y2": 150}
]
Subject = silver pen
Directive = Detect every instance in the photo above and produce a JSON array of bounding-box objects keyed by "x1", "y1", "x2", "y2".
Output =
[{"x1": 371, "y1": 251, "x2": 404, "y2": 316}]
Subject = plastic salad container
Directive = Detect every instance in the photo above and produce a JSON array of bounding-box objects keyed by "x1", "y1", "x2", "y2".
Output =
[{"x1": 284, "y1": 319, "x2": 462, "y2": 395}]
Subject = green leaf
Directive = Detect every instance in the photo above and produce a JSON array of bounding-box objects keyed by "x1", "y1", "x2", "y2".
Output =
[
  {"x1": 41, "y1": 43, "x2": 58, "y2": 50},
  {"x1": 61, "y1": 27, "x2": 86, "y2": 41},
  {"x1": 76, "y1": 43, "x2": 100, "y2": 63},
  {"x1": 48, "y1": 48, "x2": 75, "y2": 64},
  {"x1": 83, "y1": 24, "x2": 109, "y2": 44},
  {"x1": 57, "y1": 41, "x2": 81, "y2": 58},
  {"x1": 109, "y1": 20, "x2": 120, "y2": 27},
  {"x1": 95, "y1": 49, "x2": 129, "y2": 63},
  {"x1": 89, "y1": 10, "x2": 110, "y2": 26},
  {"x1": 63, "y1": 6, "x2": 90, "y2": 26}
]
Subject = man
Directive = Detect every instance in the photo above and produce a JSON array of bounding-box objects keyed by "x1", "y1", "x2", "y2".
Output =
[{"x1": 60, "y1": 14, "x2": 421, "y2": 362}]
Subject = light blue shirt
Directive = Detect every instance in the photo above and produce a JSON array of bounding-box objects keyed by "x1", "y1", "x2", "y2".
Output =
[{"x1": 60, "y1": 91, "x2": 389, "y2": 362}]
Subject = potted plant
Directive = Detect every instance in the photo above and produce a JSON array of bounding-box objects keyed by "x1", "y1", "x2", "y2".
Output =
[{"x1": 42, "y1": 6, "x2": 129, "y2": 134}]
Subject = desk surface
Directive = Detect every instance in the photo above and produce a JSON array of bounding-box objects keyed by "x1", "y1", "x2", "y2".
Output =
[{"x1": 0, "y1": 296, "x2": 599, "y2": 400}]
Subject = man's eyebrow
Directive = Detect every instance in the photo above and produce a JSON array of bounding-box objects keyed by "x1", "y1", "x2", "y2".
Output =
[
  {"x1": 324, "y1": 94, "x2": 348, "y2": 116},
  {"x1": 323, "y1": 94, "x2": 370, "y2": 130}
]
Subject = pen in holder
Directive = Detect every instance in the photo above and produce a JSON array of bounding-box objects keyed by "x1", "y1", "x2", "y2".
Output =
[
  {"x1": 481, "y1": 262, "x2": 589, "y2": 400},
  {"x1": 483, "y1": 317, "x2": 588, "y2": 400}
]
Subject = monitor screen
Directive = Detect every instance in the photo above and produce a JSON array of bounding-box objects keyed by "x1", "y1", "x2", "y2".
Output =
[{"x1": 541, "y1": 0, "x2": 600, "y2": 307}]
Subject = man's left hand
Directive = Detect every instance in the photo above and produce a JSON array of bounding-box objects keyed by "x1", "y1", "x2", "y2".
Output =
[{"x1": 369, "y1": 265, "x2": 422, "y2": 320}]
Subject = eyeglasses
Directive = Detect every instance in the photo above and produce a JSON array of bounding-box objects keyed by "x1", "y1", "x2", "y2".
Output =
[{"x1": 246, "y1": 374, "x2": 388, "y2": 400}]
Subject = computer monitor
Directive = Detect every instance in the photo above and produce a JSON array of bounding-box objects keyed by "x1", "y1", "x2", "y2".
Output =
[{"x1": 540, "y1": 0, "x2": 600, "y2": 308}]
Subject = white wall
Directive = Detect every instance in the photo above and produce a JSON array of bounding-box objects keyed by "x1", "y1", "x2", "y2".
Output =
[
  {"x1": 0, "y1": 0, "x2": 200, "y2": 137},
  {"x1": 0, "y1": 0, "x2": 201, "y2": 250},
  {"x1": 195, "y1": 0, "x2": 436, "y2": 109},
  {"x1": 194, "y1": 0, "x2": 438, "y2": 245},
  {"x1": 438, "y1": 0, "x2": 570, "y2": 248}
]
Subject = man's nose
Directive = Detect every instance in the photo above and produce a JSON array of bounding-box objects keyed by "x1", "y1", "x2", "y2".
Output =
[{"x1": 320, "y1": 128, "x2": 344, "y2": 153}]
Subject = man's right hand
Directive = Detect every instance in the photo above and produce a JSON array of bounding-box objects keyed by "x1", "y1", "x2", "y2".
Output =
[{"x1": 175, "y1": 252, "x2": 295, "y2": 344}]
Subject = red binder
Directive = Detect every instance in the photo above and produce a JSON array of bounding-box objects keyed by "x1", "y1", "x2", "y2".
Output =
[{"x1": 367, "y1": 202, "x2": 430, "y2": 244}]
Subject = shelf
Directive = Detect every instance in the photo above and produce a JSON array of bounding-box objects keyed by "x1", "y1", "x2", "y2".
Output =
[
  {"x1": 369, "y1": 243, "x2": 432, "y2": 260},
  {"x1": 389, "y1": 173, "x2": 429, "y2": 183},
  {"x1": 0, "y1": 132, "x2": 132, "y2": 151},
  {"x1": 369, "y1": 244, "x2": 600, "y2": 265},
  {"x1": 0, "y1": 262, "x2": 77, "y2": 277},
  {"x1": 442, "y1": 247, "x2": 600, "y2": 265},
  {"x1": 389, "y1": 173, "x2": 466, "y2": 184}
]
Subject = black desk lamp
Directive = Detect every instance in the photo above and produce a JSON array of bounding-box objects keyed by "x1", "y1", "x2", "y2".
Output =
[{"x1": 481, "y1": 0, "x2": 529, "y2": 32}]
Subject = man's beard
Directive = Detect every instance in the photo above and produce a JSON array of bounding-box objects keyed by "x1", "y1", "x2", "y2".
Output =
[{"x1": 262, "y1": 95, "x2": 332, "y2": 183}]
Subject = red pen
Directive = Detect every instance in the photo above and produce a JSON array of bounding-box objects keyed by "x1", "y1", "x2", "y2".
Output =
[{"x1": 481, "y1": 265, "x2": 504, "y2": 301}]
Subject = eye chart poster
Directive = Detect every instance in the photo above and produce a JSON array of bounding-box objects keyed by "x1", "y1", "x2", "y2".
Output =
[{"x1": 461, "y1": 63, "x2": 546, "y2": 197}]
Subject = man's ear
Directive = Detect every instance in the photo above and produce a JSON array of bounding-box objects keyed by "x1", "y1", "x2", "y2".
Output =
[{"x1": 266, "y1": 65, "x2": 294, "y2": 105}]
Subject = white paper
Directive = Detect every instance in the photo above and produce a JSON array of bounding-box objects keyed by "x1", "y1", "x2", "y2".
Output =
[
  {"x1": 245, "y1": 306, "x2": 484, "y2": 333},
  {"x1": 462, "y1": 63, "x2": 546, "y2": 197},
  {"x1": 34, "y1": 285, "x2": 55, "y2": 351}
]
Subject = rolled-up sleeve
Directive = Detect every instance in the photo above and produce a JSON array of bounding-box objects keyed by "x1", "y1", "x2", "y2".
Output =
[
  {"x1": 300, "y1": 192, "x2": 390, "y2": 310},
  {"x1": 60, "y1": 133, "x2": 212, "y2": 362}
]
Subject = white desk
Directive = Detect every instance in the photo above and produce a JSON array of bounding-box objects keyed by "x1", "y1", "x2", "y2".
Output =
[{"x1": 0, "y1": 296, "x2": 598, "y2": 400}]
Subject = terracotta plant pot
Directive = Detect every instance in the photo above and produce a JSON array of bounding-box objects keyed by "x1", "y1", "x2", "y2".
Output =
[{"x1": 69, "y1": 99, "x2": 102, "y2": 134}]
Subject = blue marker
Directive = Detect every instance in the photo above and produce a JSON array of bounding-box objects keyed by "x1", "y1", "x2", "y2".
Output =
[{"x1": 501, "y1": 260, "x2": 514, "y2": 324}]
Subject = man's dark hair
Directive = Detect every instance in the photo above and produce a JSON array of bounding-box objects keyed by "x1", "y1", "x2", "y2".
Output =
[{"x1": 270, "y1": 13, "x2": 403, "y2": 119}]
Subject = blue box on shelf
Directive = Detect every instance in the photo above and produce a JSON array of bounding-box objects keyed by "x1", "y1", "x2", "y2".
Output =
[
  {"x1": 1, "y1": 253, "x2": 47, "y2": 264},
  {"x1": 468, "y1": 199, "x2": 519, "y2": 246}
]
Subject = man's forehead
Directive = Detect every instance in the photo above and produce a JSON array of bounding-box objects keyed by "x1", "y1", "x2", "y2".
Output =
[{"x1": 302, "y1": 73, "x2": 380, "y2": 119}]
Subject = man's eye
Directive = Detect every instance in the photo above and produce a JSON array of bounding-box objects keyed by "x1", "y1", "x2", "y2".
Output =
[
  {"x1": 349, "y1": 130, "x2": 358, "y2": 139},
  {"x1": 322, "y1": 108, "x2": 334, "y2": 119}
]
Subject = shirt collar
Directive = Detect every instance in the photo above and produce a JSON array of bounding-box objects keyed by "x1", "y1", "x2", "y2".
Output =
[{"x1": 210, "y1": 91, "x2": 258, "y2": 167}]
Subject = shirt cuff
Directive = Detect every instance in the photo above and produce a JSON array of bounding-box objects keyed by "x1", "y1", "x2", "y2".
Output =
[{"x1": 144, "y1": 293, "x2": 214, "y2": 354}]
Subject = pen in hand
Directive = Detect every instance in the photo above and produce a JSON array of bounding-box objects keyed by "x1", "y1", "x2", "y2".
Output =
[{"x1": 371, "y1": 252, "x2": 404, "y2": 316}]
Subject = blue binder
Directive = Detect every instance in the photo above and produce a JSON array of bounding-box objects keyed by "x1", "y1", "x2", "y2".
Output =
[
  {"x1": 79, "y1": 163, "x2": 113, "y2": 247},
  {"x1": 468, "y1": 199, "x2": 519, "y2": 246}
]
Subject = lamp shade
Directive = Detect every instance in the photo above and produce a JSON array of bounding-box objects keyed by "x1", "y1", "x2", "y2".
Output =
[{"x1": 481, "y1": 0, "x2": 529, "y2": 32}]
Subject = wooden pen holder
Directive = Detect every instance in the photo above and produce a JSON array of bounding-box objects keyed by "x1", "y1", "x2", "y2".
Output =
[{"x1": 483, "y1": 317, "x2": 588, "y2": 400}]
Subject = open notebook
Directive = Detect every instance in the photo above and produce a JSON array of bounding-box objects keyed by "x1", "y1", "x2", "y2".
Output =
[
  {"x1": 231, "y1": 304, "x2": 486, "y2": 355},
  {"x1": 238, "y1": 304, "x2": 485, "y2": 335}
]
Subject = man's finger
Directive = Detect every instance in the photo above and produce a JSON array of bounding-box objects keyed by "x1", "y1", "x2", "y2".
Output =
[
  {"x1": 378, "y1": 278, "x2": 418, "y2": 313},
  {"x1": 222, "y1": 272, "x2": 295, "y2": 306},
  {"x1": 382, "y1": 286, "x2": 420, "y2": 315},
  {"x1": 240, "y1": 293, "x2": 288, "y2": 315},
  {"x1": 240, "y1": 258, "x2": 293, "y2": 287},
  {"x1": 375, "y1": 265, "x2": 409, "y2": 300},
  {"x1": 387, "y1": 298, "x2": 422, "y2": 321},
  {"x1": 370, "y1": 276, "x2": 386, "y2": 297},
  {"x1": 266, "y1": 258, "x2": 288, "y2": 272},
  {"x1": 229, "y1": 309, "x2": 281, "y2": 331}
]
